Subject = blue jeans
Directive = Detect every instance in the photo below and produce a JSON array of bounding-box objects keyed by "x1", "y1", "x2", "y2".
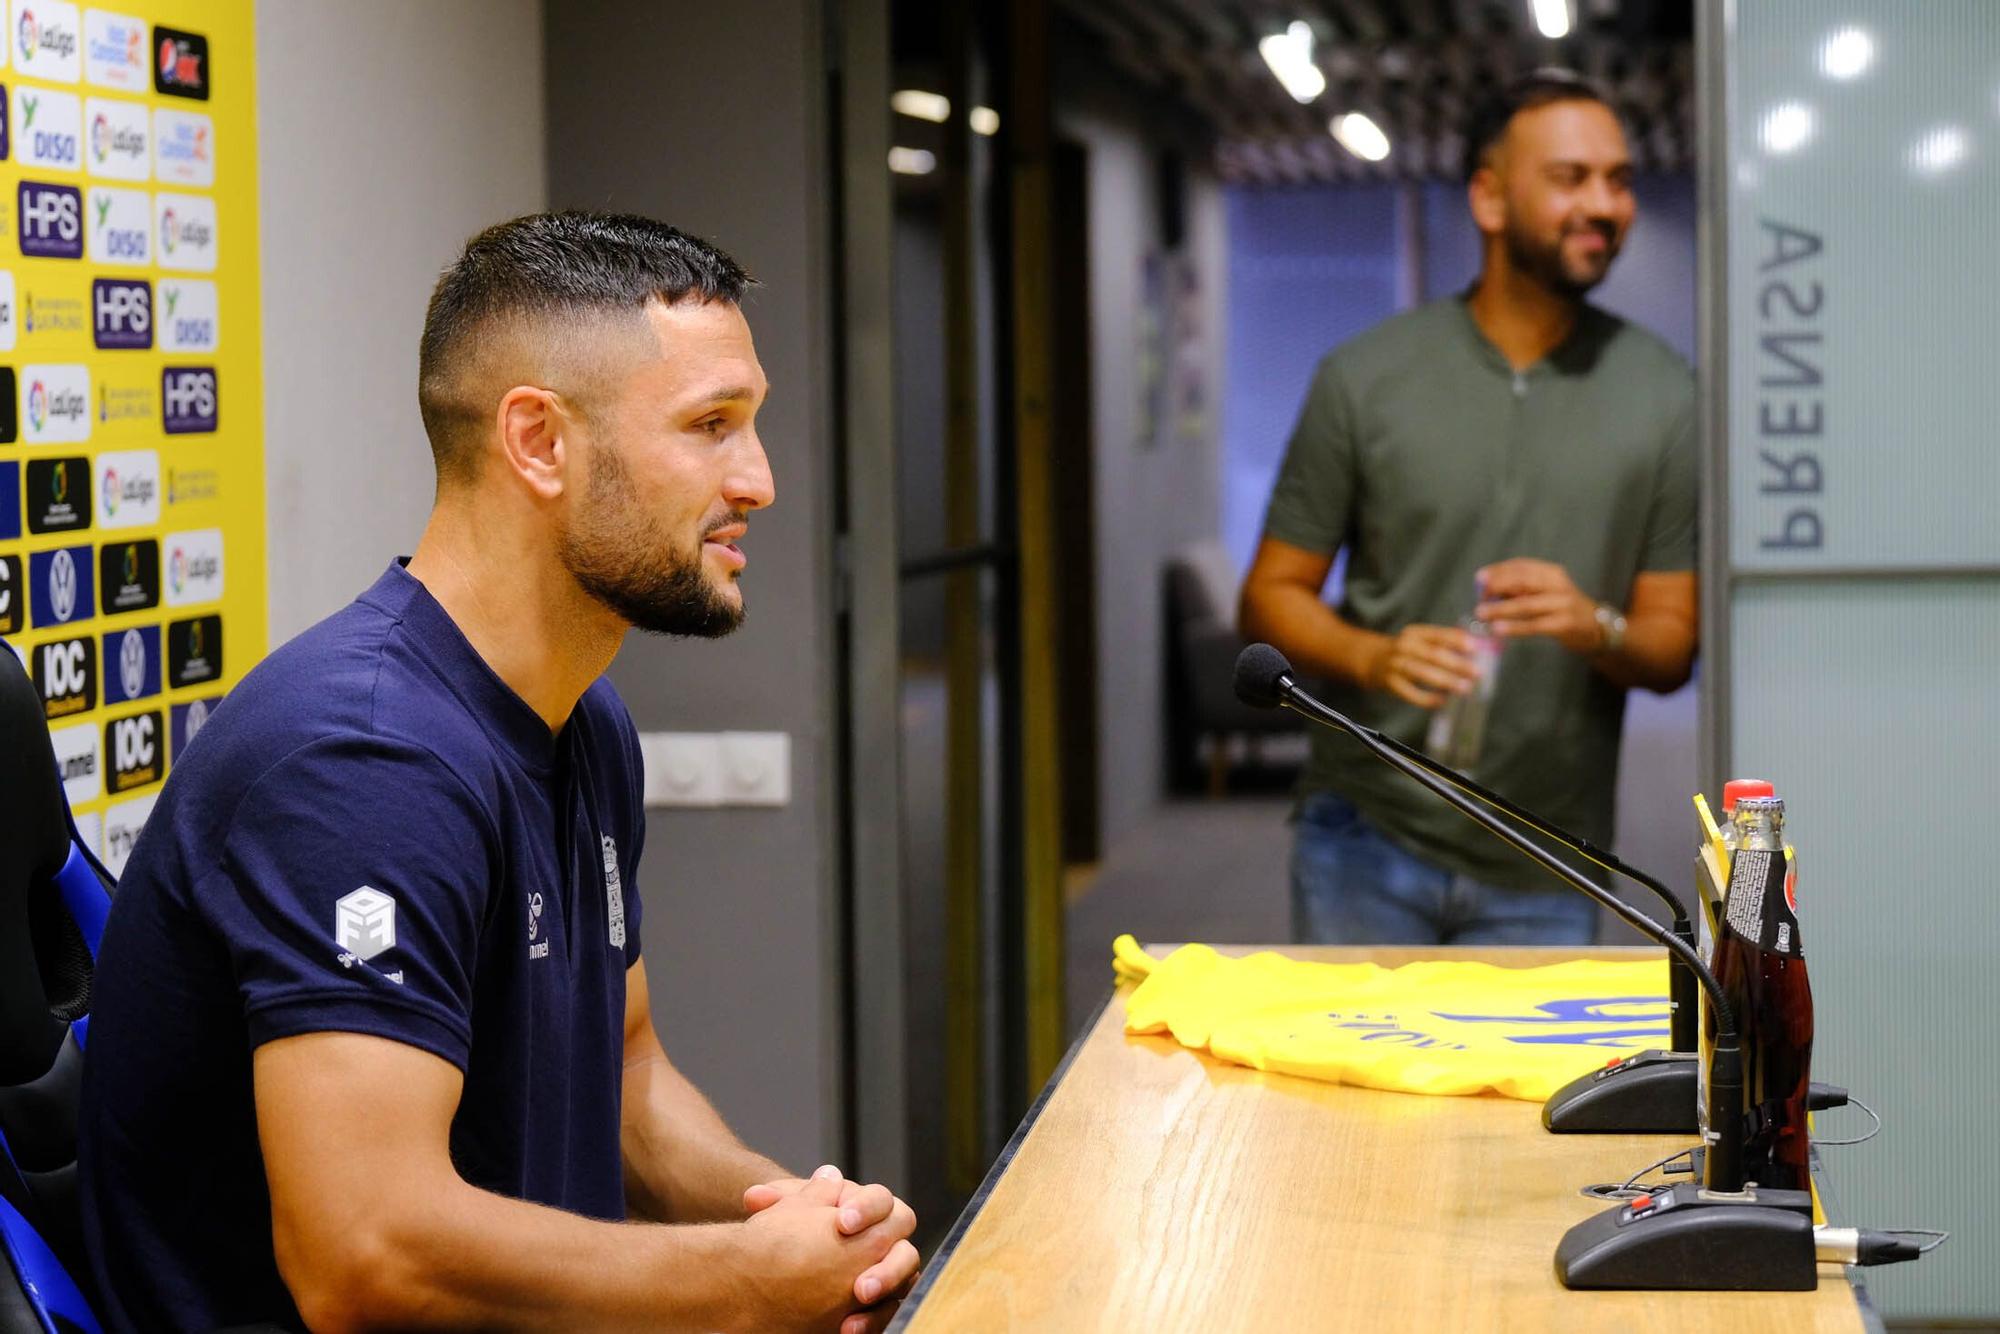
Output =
[{"x1": 1290, "y1": 792, "x2": 1598, "y2": 946}]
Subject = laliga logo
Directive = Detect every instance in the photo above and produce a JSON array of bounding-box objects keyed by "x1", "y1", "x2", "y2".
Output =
[
  {"x1": 160, "y1": 208, "x2": 176, "y2": 254},
  {"x1": 101, "y1": 466, "x2": 118, "y2": 514},
  {"x1": 18, "y1": 10, "x2": 38, "y2": 61},
  {"x1": 28, "y1": 380, "x2": 47, "y2": 432},
  {"x1": 91, "y1": 113, "x2": 107, "y2": 163},
  {"x1": 170, "y1": 545, "x2": 184, "y2": 593}
]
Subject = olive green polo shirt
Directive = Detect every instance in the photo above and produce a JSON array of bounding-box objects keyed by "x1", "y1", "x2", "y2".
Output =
[{"x1": 1263, "y1": 295, "x2": 1696, "y2": 892}]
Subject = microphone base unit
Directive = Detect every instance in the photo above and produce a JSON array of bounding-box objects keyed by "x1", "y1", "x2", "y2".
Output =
[
  {"x1": 1556, "y1": 1182, "x2": 1820, "y2": 1290},
  {"x1": 1543, "y1": 1049, "x2": 1698, "y2": 1134}
]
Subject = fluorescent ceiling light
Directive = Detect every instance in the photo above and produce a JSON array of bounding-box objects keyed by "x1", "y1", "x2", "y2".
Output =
[
  {"x1": 1818, "y1": 27, "x2": 1874, "y2": 80},
  {"x1": 971, "y1": 106, "x2": 1000, "y2": 136},
  {"x1": 1330, "y1": 112, "x2": 1390, "y2": 162},
  {"x1": 1758, "y1": 102, "x2": 1814, "y2": 155},
  {"x1": 1258, "y1": 21, "x2": 1325, "y2": 103},
  {"x1": 888, "y1": 147, "x2": 937, "y2": 175},
  {"x1": 892, "y1": 90, "x2": 950, "y2": 123},
  {"x1": 1908, "y1": 125, "x2": 1969, "y2": 177},
  {"x1": 1530, "y1": 0, "x2": 1571, "y2": 40}
]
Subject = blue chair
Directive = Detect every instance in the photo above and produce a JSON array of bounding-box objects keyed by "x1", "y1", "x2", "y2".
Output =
[{"x1": 0, "y1": 644, "x2": 111, "y2": 1334}]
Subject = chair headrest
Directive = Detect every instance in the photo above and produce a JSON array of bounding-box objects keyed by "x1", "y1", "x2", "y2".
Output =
[{"x1": 0, "y1": 644, "x2": 85, "y2": 1082}]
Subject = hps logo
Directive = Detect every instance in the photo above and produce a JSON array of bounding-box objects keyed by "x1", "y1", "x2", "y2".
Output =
[
  {"x1": 19, "y1": 181, "x2": 83, "y2": 259},
  {"x1": 161, "y1": 366, "x2": 216, "y2": 433},
  {"x1": 94, "y1": 278, "x2": 151, "y2": 349}
]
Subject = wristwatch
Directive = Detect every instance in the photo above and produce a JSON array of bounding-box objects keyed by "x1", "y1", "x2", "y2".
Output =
[{"x1": 1593, "y1": 602, "x2": 1628, "y2": 655}]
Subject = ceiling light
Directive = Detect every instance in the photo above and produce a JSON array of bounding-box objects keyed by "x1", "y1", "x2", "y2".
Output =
[
  {"x1": 1818, "y1": 27, "x2": 1874, "y2": 81},
  {"x1": 1758, "y1": 102, "x2": 1814, "y2": 155},
  {"x1": 1258, "y1": 21, "x2": 1326, "y2": 103},
  {"x1": 888, "y1": 147, "x2": 936, "y2": 175},
  {"x1": 1908, "y1": 125, "x2": 1969, "y2": 177},
  {"x1": 891, "y1": 90, "x2": 950, "y2": 123},
  {"x1": 1330, "y1": 112, "x2": 1390, "y2": 162},
  {"x1": 1530, "y1": 0, "x2": 1571, "y2": 40},
  {"x1": 970, "y1": 106, "x2": 1000, "y2": 136}
]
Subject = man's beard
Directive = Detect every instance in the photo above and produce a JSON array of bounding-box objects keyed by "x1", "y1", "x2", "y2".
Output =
[
  {"x1": 559, "y1": 445, "x2": 746, "y2": 639},
  {"x1": 1504, "y1": 218, "x2": 1620, "y2": 299}
]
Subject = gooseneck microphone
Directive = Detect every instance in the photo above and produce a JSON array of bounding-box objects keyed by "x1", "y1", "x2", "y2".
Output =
[
  {"x1": 1238, "y1": 642, "x2": 1707, "y2": 1131},
  {"x1": 1231, "y1": 644, "x2": 1718, "y2": 1054},
  {"x1": 1233, "y1": 644, "x2": 1829, "y2": 1289}
]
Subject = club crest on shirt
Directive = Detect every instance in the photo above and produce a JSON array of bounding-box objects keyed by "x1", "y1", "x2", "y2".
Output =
[
  {"x1": 602, "y1": 834, "x2": 626, "y2": 950},
  {"x1": 333, "y1": 886, "x2": 395, "y2": 961}
]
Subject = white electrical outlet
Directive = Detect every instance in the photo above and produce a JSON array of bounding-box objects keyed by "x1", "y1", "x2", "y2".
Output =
[
  {"x1": 638, "y1": 731, "x2": 790, "y2": 808},
  {"x1": 719, "y1": 732, "x2": 790, "y2": 806},
  {"x1": 639, "y1": 732, "x2": 722, "y2": 807}
]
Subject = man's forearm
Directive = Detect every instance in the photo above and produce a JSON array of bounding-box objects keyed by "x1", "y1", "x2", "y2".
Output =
[
  {"x1": 298, "y1": 1178, "x2": 750, "y2": 1333},
  {"x1": 1590, "y1": 610, "x2": 1695, "y2": 693},
  {"x1": 623, "y1": 1055, "x2": 786, "y2": 1224},
  {"x1": 1239, "y1": 578, "x2": 1387, "y2": 688}
]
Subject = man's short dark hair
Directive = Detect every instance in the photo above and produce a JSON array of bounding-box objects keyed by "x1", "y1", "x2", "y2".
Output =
[
  {"x1": 1461, "y1": 68, "x2": 1616, "y2": 184},
  {"x1": 418, "y1": 211, "x2": 755, "y2": 482}
]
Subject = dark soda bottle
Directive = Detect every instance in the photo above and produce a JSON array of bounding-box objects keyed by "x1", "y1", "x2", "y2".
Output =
[
  {"x1": 1709, "y1": 794, "x2": 1814, "y2": 1192},
  {"x1": 1695, "y1": 778, "x2": 1775, "y2": 1148}
]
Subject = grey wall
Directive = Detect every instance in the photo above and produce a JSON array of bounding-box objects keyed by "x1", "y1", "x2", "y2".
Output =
[
  {"x1": 544, "y1": 0, "x2": 841, "y2": 1173},
  {"x1": 1058, "y1": 95, "x2": 1228, "y2": 853},
  {"x1": 256, "y1": 0, "x2": 547, "y2": 643}
]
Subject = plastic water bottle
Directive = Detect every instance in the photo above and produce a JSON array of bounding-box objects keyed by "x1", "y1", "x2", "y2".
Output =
[{"x1": 1424, "y1": 617, "x2": 1502, "y2": 772}]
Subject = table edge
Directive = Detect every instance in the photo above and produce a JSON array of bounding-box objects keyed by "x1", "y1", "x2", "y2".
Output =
[{"x1": 883, "y1": 981, "x2": 1118, "y2": 1332}]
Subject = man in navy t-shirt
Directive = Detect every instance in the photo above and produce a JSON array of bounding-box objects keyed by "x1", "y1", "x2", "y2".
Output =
[{"x1": 79, "y1": 213, "x2": 918, "y2": 1332}]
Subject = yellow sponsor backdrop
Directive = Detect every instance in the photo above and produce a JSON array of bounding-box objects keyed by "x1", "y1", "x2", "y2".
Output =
[{"x1": 0, "y1": 0, "x2": 263, "y2": 874}]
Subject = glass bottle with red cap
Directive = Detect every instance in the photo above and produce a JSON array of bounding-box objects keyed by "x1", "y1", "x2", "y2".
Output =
[
  {"x1": 1695, "y1": 778, "x2": 1775, "y2": 1146},
  {"x1": 1710, "y1": 794, "x2": 1814, "y2": 1191}
]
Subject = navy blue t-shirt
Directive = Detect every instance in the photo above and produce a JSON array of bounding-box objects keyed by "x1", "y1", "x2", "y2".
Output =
[{"x1": 78, "y1": 562, "x2": 646, "y2": 1332}]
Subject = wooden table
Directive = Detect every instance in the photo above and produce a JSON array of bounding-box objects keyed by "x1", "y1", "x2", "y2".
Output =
[{"x1": 892, "y1": 946, "x2": 1873, "y2": 1332}]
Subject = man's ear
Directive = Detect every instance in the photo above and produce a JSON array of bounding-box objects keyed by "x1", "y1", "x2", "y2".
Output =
[
  {"x1": 495, "y1": 385, "x2": 569, "y2": 501},
  {"x1": 1467, "y1": 162, "x2": 1507, "y2": 236}
]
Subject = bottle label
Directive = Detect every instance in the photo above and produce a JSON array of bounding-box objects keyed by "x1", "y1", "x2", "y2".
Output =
[{"x1": 1724, "y1": 847, "x2": 1802, "y2": 958}]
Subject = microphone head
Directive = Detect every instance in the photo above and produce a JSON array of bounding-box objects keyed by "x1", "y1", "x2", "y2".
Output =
[{"x1": 1233, "y1": 643, "x2": 1294, "y2": 709}]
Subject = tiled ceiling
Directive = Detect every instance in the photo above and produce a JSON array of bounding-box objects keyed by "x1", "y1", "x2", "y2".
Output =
[{"x1": 1053, "y1": 0, "x2": 1695, "y2": 183}]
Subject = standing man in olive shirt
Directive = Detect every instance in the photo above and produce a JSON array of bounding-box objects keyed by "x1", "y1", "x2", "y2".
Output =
[{"x1": 1239, "y1": 71, "x2": 1698, "y2": 945}]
